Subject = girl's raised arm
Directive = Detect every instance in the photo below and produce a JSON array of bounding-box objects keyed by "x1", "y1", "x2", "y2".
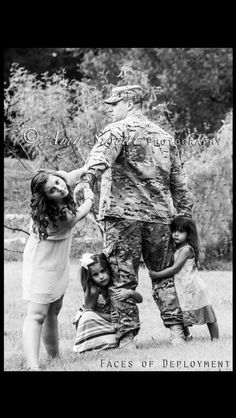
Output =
[
  {"x1": 66, "y1": 188, "x2": 94, "y2": 228},
  {"x1": 57, "y1": 165, "x2": 87, "y2": 187},
  {"x1": 84, "y1": 284, "x2": 99, "y2": 309}
]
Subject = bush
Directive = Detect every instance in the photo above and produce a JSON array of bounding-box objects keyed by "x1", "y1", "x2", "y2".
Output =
[{"x1": 184, "y1": 111, "x2": 232, "y2": 269}]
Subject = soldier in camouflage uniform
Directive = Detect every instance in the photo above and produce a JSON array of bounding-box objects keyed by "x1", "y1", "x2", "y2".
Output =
[{"x1": 74, "y1": 85, "x2": 194, "y2": 348}]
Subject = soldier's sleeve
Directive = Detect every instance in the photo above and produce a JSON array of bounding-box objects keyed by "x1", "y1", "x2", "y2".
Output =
[
  {"x1": 169, "y1": 137, "x2": 194, "y2": 217},
  {"x1": 83, "y1": 124, "x2": 124, "y2": 188}
]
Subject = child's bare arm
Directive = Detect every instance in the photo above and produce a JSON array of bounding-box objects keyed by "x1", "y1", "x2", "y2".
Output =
[
  {"x1": 84, "y1": 285, "x2": 99, "y2": 309},
  {"x1": 67, "y1": 188, "x2": 94, "y2": 227},
  {"x1": 149, "y1": 246, "x2": 193, "y2": 281},
  {"x1": 57, "y1": 165, "x2": 87, "y2": 187},
  {"x1": 84, "y1": 286, "x2": 112, "y2": 322}
]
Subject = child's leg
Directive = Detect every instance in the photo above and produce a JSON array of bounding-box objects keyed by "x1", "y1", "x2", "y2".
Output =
[
  {"x1": 184, "y1": 326, "x2": 191, "y2": 337},
  {"x1": 184, "y1": 326, "x2": 193, "y2": 341},
  {"x1": 22, "y1": 301, "x2": 49, "y2": 369},
  {"x1": 169, "y1": 324, "x2": 186, "y2": 345},
  {"x1": 207, "y1": 321, "x2": 219, "y2": 340},
  {"x1": 42, "y1": 296, "x2": 63, "y2": 358}
]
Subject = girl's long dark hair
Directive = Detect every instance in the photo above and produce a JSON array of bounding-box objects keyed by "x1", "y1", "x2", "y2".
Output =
[
  {"x1": 30, "y1": 170, "x2": 77, "y2": 240},
  {"x1": 170, "y1": 216, "x2": 200, "y2": 264},
  {"x1": 80, "y1": 253, "x2": 112, "y2": 292}
]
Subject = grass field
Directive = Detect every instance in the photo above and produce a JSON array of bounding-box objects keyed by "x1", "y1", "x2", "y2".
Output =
[{"x1": 4, "y1": 262, "x2": 232, "y2": 372}]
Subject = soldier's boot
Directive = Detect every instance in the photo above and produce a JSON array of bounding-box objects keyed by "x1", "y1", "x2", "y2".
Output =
[
  {"x1": 119, "y1": 331, "x2": 137, "y2": 349},
  {"x1": 169, "y1": 324, "x2": 186, "y2": 346}
]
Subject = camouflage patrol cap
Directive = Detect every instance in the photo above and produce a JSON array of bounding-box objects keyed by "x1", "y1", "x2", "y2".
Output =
[{"x1": 104, "y1": 85, "x2": 144, "y2": 104}]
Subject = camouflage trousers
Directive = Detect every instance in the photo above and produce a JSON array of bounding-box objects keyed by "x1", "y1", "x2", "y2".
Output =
[{"x1": 103, "y1": 217, "x2": 183, "y2": 340}]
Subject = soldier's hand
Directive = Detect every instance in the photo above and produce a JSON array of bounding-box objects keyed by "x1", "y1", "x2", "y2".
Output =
[
  {"x1": 73, "y1": 181, "x2": 90, "y2": 204},
  {"x1": 112, "y1": 288, "x2": 131, "y2": 301}
]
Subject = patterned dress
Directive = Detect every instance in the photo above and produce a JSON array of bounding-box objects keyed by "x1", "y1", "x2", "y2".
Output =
[
  {"x1": 73, "y1": 291, "x2": 118, "y2": 353},
  {"x1": 173, "y1": 244, "x2": 217, "y2": 327}
]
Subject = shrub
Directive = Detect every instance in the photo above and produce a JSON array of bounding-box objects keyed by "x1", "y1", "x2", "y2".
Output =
[{"x1": 184, "y1": 111, "x2": 232, "y2": 269}]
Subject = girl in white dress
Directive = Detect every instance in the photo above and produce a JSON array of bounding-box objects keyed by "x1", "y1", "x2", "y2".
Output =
[
  {"x1": 22, "y1": 167, "x2": 94, "y2": 370},
  {"x1": 149, "y1": 216, "x2": 219, "y2": 341}
]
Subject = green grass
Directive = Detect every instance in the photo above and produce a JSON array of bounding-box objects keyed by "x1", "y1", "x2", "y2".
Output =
[{"x1": 4, "y1": 262, "x2": 232, "y2": 372}]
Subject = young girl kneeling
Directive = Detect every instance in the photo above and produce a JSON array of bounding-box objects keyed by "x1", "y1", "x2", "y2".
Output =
[{"x1": 73, "y1": 253, "x2": 143, "y2": 353}]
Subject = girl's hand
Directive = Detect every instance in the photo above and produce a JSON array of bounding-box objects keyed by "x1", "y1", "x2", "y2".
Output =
[
  {"x1": 112, "y1": 288, "x2": 132, "y2": 301},
  {"x1": 89, "y1": 283, "x2": 99, "y2": 297},
  {"x1": 84, "y1": 284, "x2": 99, "y2": 309}
]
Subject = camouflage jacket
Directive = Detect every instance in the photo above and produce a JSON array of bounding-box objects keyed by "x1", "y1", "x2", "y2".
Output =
[{"x1": 86, "y1": 112, "x2": 193, "y2": 223}]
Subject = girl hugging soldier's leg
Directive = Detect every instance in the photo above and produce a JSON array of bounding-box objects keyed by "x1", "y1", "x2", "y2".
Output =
[{"x1": 143, "y1": 223, "x2": 186, "y2": 345}]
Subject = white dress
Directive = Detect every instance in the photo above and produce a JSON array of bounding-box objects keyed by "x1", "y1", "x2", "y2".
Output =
[
  {"x1": 22, "y1": 216, "x2": 73, "y2": 304},
  {"x1": 174, "y1": 244, "x2": 217, "y2": 327}
]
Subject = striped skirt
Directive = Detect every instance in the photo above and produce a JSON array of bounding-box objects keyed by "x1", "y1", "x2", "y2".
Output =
[{"x1": 73, "y1": 310, "x2": 118, "y2": 353}]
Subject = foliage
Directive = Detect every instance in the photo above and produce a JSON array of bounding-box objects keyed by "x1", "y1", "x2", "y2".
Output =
[
  {"x1": 4, "y1": 64, "x2": 104, "y2": 170},
  {"x1": 4, "y1": 63, "x2": 174, "y2": 218},
  {"x1": 4, "y1": 48, "x2": 232, "y2": 134},
  {"x1": 4, "y1": 64, "x2": 232, "y2": 268},
  {"x1": 4, "y1": 47, "x2": 86, "y2": 83},
  {"x1": 80, "y1": 48, "x2": 233, "y2": 133},
  {"x1": 184, "y1": 111, "x2": 232, "y2": 267}
]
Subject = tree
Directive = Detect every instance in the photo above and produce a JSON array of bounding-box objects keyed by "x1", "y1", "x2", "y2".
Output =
[
  {"x1": 80, "y1": 47, "x2": 233, "y2": 133},
  {"x1": 4, "y1": 48, "x2": 232, "y2": 135}
]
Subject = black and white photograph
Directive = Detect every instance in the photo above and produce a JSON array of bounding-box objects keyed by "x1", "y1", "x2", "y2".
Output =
[{"x1": 4, "y1": 47, "x2": 232, "y2": 372}]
